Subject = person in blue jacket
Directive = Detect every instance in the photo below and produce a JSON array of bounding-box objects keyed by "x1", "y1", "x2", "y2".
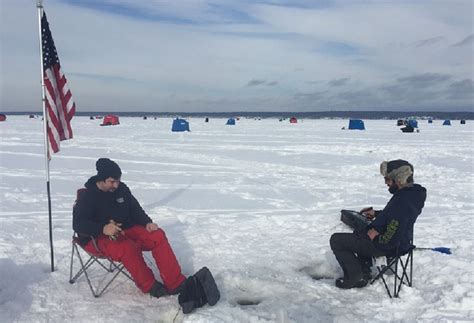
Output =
[{"x1": 330, "y1": 160, "x2": 426, "y2": 289}]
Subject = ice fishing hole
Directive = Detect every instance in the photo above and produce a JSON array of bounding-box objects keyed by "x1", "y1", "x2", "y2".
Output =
[{"x1": 236, "y1": 299, "x2": 262, "y2": 306}]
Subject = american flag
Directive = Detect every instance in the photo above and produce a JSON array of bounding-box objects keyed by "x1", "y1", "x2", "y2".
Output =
[{"x1": 41, "y1": 11, "x2": 75, "y2": 156}]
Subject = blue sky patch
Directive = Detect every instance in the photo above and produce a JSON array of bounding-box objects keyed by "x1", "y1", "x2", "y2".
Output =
[
  {"x1": 317, "y1": 41, "x2": 362, "y2": 57},
  {"x1": 61, "y1": 0, "x2": 196, "y2": 24}
]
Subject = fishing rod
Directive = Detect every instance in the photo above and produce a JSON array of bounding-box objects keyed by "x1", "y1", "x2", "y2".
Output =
[{"x1": 415, "y1": 247, "x2": 452, "y2": 254}]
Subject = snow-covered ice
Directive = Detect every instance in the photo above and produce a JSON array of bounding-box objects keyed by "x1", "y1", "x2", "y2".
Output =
[{"x1": 0, "y1": 116, "x2": 473, "y2": 322}]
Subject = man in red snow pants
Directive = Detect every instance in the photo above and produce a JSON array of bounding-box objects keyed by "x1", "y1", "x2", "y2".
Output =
[{"x1": 73, "y1": 158, "x2": 185, "y2": 298}]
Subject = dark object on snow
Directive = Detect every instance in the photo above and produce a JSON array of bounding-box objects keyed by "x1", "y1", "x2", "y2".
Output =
[
  {"x1": 443, "y1": 119, "x2": 451, "y2": 126},
  {"x1": 416, "y1": 247, "x2": 452, "y2": 254},
  {"x1": 430, "y1": 247, "x2": 451, "y2": 254},
  {"x1": 0, "y1": 113, "x2": 6, "y2": 122},
  {"x1": 205, "y1": 117, "x2": 209, "y2": 122},
  {"x1": 290, "y1": 117, "x2": 297, "y2": 124},
  {"x1": 336, "y1": 277, "x2": 368, "y2": 289},
  {"x1": 149, "y1": 281, "x2": 168, "y2": 298},
  {"x1": 407, "y1": 119, "x2": 418, "y2": 128},
  {"x1": 226, "y1": 118, "x2": 236, "y2": 125},
  {"x1": 237, "y1": 299, "x2": 261, "y2": 306},
  {"x1": 460, "y1": 119, "x2": 466, "y2": 124},
  {"x1": 178, "y1": 267, "x2": 220, "y2": 314},
  {"x1": 143, "y1": 116, "x2": 147, "y2": 120},
  {"x1": 397, "y1": 119, "x2": 405, "y2": 126},
  {"x1": 340, "y1": 209, "x2": 371, "y2": 232},
  {"x1": 401, "y1": 125, "x2": 414, "y2": 133},
  {"x1": 348, "y1": 119, "x2": 365, "y2": 130},
  {"x1": 428, "y1": 118, "x2": 433, "y2": 124},
  {"x1": 172, "y1": 118, "x2": 190, "y2": 132}
]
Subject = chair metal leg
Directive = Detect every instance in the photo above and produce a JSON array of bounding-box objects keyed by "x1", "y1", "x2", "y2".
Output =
[
  {"x1": 371, "y1": 250, "x2": 413, "y2": 298},
  {"x1": 409, "y1": 249, "x2": 413, "y2": 286},
  {"x1": 69, "y1": 239, "x2": 76, "y2": 283},
  {"x1": 69, "y1": 240, "x2": 134, "y2": 297},
  {"x1": 393, "y1": 258, "x2": 399, "y2": 298}
]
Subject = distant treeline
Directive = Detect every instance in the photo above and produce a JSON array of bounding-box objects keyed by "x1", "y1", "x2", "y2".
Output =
[{"x1": 3, "y1": 111, "x2": 474, "y2": 120}]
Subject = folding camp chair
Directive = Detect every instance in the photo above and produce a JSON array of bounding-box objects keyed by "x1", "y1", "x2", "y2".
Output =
[
  {"x1": 69, "y1": 188, "x2": 133, "y2": 297},
  {"x1": 69, "y1": 233, "x2": 134, "y2": 297},
  {"x1": 370, "y1": 244, "x2": 415, "y2": 298}
]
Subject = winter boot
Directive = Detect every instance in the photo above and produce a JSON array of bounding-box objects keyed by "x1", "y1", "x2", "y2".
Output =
[
  {"x1": 178, "y1": 267, "x2": 220, "y2": 314},
  {"x1": 359, "y1": 258, "x2": 373, "y2": 281},
  {"x1": 178, "y1": 275, "x2": 207, "y2": 314},
  {"x1": 149, "y1": 281, "x2": 168, "y2": 299},
  {"x1": 335, "y1": 277, "x2": 368, "y2": 289},
  {"x1": 193, "y1": 267, "x2": 220, "y2": 306},
  {"x1": 168, "y1": 278, "x2": 186, "y2": 295}
]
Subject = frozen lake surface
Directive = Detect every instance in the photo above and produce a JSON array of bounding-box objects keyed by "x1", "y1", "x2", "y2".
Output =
[{"x1": 0, "y1": 116, "x2": 473, "y2": 322}]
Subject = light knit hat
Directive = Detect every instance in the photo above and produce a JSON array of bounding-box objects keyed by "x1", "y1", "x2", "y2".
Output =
[{"x1": 380, "y1": 160, "x2": 413, "y2": 184}]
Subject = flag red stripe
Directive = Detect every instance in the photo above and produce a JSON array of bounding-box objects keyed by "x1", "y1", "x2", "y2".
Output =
[
  {"x1": 44, "y1": 64, "x2": 75, "y2": 152},
  {"x1": 47, "y1": 126, "x2": 60, "y2": 153},
  {"x1": 53, "y1": 66, "x2": 72, "y2": 140},
  {"x1": 41, "y1": 10, "x2": 75, "y2": 157}
]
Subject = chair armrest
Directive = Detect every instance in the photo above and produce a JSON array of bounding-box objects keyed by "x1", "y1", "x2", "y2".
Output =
[{"x1": 73, "y1": 232, "x2": 104, "y2": 256}]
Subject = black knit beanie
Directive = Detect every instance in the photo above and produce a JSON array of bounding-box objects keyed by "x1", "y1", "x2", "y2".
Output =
[{"x1": 96, "y1": 158, "x2": 122, "y2": 180}]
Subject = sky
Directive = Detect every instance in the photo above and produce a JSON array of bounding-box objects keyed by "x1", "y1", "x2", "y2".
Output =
[{"x1": 0, "y1": 0, "x2": 473, "y2": 112}]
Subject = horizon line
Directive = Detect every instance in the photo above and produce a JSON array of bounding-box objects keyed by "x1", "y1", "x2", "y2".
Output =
[{"x1": 2, "y1": 110, "x2": 473, "y2": 114}]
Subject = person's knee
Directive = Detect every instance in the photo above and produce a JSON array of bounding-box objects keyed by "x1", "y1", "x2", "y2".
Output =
[
  {"x1": 150, "y1": 228, "x2": 167, "y2": 242},
  {"x1": 117, "y1": 240, "x2": 141, "y2": 259},
  {"x1": 330, "y1": 233, "x2": 341, "y2": 250}
]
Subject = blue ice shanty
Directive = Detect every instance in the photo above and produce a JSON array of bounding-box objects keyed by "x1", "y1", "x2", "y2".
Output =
[
  {"x1": 171, "y1": 118, "x2": 190, "y2": 132},
  {"x1": 428, "y1": 118, "x2": 433, "y2": 124},
  {"x1": 443, "y1": 120, "x2": 451, "y2": 126},
  {"x1": 226, "y1": 118, "x2": 236, "y2": 125},
  {"x1": 348, "y1": 119, "x2": 365, "y2": 130},
  {"x1": 407, "y1": 119, "x2": 418, "y2": 128}
]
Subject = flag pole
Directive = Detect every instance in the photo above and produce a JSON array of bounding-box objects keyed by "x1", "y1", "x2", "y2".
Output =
[{"x1": 37, "y1": 0, "x2": 55, "y2": 272}]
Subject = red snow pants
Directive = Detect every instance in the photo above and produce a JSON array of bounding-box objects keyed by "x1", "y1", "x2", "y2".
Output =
[{"x1": 83, "y1": 225, "x2": 185, "y2": 294}]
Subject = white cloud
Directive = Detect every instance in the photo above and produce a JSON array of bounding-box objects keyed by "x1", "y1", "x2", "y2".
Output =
[{"x1": 0, "y1": 0, "x2": 472, "y2": 111}]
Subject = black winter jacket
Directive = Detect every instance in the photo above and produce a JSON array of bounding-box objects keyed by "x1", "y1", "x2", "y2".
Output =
[
  {"x1": 73, "y1": 176, "x2": 152, "y2": 245},
  {"x1": 368, "y1": 183, "x2": 426, "y2": 254}
]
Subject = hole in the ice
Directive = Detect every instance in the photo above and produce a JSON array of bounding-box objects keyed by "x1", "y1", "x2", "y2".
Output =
[
  {"x1": 298, "y1": 266, "x2": 333, "y2": 281},
  {"x1": 310, "y1": 274, "x2": 332, "y2": 280},
  {"x1": 236, "y1": 299, "x2": 262, "y2": 306}
]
